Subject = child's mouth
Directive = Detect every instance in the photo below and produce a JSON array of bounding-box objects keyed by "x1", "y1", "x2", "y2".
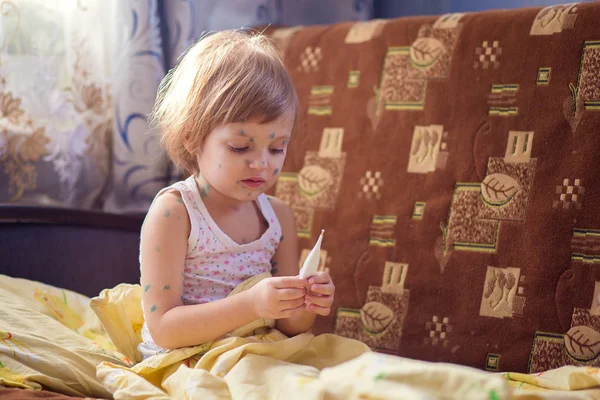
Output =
[{"x1": 241, "y1": 179, "x2": 264, "y2": 188}]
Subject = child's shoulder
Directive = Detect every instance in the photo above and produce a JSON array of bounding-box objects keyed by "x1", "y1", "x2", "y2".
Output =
[
  {"x1": 154, "y1": 190, "x2": 185, "y2": 206},
  {"x1": 143, "y1": 190, "x2": 190, "y2": 232}
]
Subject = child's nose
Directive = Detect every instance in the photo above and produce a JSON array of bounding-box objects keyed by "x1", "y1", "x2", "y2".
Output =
[{"x1": 249, "y1": 155, "x2": 268, "y2": 171}]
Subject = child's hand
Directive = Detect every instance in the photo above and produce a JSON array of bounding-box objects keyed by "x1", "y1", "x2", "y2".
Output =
[
  {"x1": 250, "y1": 276, "x2": 307, "y2": 319},
  {"x1": 304, "y1": 272, "x2": 335, "y2": 316}
]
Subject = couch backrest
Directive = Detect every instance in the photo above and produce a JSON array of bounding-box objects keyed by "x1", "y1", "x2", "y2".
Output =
[{"x1": 268, "y1": 3, "x2": 600, "y2": 373}]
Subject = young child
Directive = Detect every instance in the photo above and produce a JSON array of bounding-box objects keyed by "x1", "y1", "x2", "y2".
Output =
[{"x1": 138, "y1": 30, "x2": 335, "y2": 357}]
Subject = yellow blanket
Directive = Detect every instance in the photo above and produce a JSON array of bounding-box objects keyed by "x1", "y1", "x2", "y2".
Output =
[
  {"x1": 1, "y1": 273, "x2": 600, "y2": 399},
  {"x1": 0, "y1": 275, "x2": 130, "y2": 398}
]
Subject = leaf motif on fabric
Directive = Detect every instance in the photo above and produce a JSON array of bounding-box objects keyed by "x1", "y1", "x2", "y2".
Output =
[
  {"x1": 360, "y1": 301, "x2": 394, "y2": 334},
  {"x1": 565, "y1": 325, "x2": 600, "y2": 361},
  {"x1": 481, "y1": 173, "x2": 520, "y2": 206},
  {"x1": 298, "y1": 165, "x2": 332, "y2": 198},
  {"x1": 410, "y1": 37, "x2": 445, "y2": 69}
]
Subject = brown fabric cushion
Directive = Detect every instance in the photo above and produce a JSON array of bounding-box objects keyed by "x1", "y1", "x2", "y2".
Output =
[{"x1": 266, "y1": 3, "x2": 600, "y2": 373}]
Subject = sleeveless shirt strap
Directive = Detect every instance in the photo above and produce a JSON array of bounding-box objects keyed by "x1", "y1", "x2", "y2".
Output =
[
  {"x1": 257, "y1": 194, "x2": 279, "y2": 224},
  {"x1": 149, "y1": 176, "x2": 200, "y2": 257}
]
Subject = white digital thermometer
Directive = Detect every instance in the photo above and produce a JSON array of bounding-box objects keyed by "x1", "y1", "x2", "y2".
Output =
[{"x1": 299, "y1": 229, "x2": 324, "y2": 279}]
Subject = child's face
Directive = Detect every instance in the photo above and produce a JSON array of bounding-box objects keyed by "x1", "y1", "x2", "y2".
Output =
[{"x1": 196, "y1": 112, "x2": 294, "y2": 202}]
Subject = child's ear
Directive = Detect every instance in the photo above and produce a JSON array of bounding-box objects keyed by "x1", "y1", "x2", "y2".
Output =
[
  {"x1": 183, "y1": 135, "x2": 198, "y2": 154},
  {"x1": 183, "y1": 135, "x2": 204, "y2": 156}
]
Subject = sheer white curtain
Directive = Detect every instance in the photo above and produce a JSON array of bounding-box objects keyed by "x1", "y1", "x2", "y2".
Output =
[{"x1": 0, "y1": 0, "x2": 118, "y2": 207}]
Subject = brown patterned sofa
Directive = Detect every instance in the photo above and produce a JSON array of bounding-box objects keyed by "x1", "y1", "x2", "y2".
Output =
[{"x1": 266, "y1": 2, "x2": 600, "y2": 374}]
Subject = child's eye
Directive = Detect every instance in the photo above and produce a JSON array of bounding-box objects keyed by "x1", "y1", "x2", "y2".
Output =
[
  {"x1": 229, "y1": 146, "x2": 249, "y2": 153},
  {"x1": 269, "y1": 148, "x2": 285, "y2": 155}
]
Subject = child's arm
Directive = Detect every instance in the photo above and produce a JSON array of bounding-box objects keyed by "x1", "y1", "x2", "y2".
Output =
[
  {"x1": 140, "y1": 193, "x2": 306, "y2": 349},
  {"x1": 269, "y1": 197, "x2": 335, "y2": 336}
]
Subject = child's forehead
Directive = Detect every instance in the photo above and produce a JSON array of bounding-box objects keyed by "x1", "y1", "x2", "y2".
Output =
[{"x1": 218, "y1": 115, "x2": 293, "y2": 136}]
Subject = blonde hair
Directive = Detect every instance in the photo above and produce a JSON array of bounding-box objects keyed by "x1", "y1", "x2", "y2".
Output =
[{"x1": 150, "y1": 30, "x2": 299, "y2": 174}]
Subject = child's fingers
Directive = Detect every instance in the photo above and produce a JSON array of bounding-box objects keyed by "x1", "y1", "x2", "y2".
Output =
[
  {"x1": 278, "y1": 287, "x2": 306, "y2": 300},
  {"x1": 305, "y1": 293, "x2": 332, "y2": 307},
  {"x1": 308, "y1": 283, "x2": 334, "y2": 296},
  {"x1": 273, "y1": 276, "x2": 309, "y2": 289},
  {"x1": 308, "y1": 272, "x2": 331, "y2": 285},
  {"x1": 280, "y1": 297, "x2": 306, "y2": 309}
]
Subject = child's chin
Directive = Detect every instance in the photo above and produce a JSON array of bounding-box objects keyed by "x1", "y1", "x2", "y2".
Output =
[{"x1": 232, "y1": 190, "x2": 262, "y2": 201}]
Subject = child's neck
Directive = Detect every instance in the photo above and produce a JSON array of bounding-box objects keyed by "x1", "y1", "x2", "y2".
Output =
[{"x1": 194, "y1": 174, "x2": 249, "y2": 214}]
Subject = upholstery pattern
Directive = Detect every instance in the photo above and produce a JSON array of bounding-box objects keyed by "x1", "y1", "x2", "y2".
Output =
[{"x1": 267, "y1": 2, "x2": 600, "y2": 373}]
